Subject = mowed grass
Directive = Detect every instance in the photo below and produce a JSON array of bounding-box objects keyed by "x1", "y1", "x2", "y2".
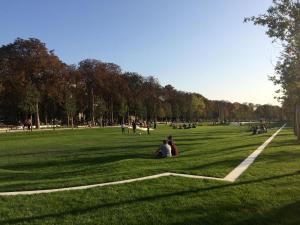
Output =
[
  {"x1": 0, "y1": 125, "x2": 274, "y2": 191},
  {"x1": 0, "y1": 124, "x2": 299, "y2": 225}
]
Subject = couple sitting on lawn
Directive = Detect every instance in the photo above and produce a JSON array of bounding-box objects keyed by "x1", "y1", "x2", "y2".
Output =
[{"x1": 155, "y1": 136, "x2": 180, "y2": 158}]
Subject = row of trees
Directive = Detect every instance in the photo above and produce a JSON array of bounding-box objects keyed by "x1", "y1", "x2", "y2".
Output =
[
  {"x1": 246, "y1": 0, "x2": 300, "y2": 141},
  {"x1": 0, "y1": 38, "x2": 283, "y2": 128}
]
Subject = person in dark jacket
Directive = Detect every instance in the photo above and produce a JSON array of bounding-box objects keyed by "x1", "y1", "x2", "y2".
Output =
[
  {"x1": 132, "y1": 121, "x2": 136, "y2": 133},
  {"x1": 167, "y1": 135, "x2": 180, "y2": 156}
]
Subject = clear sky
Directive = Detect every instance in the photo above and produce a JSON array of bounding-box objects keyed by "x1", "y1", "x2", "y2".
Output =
[{"x1": 0, "y1": 0, "x2": 281, "y2": 105}]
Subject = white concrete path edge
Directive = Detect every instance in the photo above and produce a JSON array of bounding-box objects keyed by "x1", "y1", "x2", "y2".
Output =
[{"x1": 0, "y1": 124, "x2": 286, "y2": 196}]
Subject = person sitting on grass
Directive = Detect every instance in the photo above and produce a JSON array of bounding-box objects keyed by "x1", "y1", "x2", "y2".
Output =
[
  {"x1": 261, "y1": 124, "x2": 267, "y2": 133},
  {"x1": 252, "y1": 126, "x2": 258, "y2": 135},
  {"x1": 167, "y1": 135, "x2": 180, "y2": 156},
  {"x1": 155, "y1": 140, "x2": 172, "y2": 158}
]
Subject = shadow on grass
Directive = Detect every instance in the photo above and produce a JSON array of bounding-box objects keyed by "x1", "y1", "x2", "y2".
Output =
[
  {"x1": 269, "y1": 138, "x2": 299, "y2": 148},
  {"x1": 184, "y1": 158, "x2": 242, "y2": 171},
  {"x1": 232, "y1": 201, "x2": 300, "y2": 225},
  {"x1": 1, "y1": 170, "x2": 299, "y2": 224},
  {"x1": 0, "y1": 147, "x2": 155, "y2": 174},
  {"x1": 170, "y1": 195, "x2": 300, "y2": 225},
  {"x1": 256, "y1": 150, "x2": 300, "y2": 164}
]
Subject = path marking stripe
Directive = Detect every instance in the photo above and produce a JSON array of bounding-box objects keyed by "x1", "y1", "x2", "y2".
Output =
[
  {"x1": 0, "y1": 173, "x2": 172, "y2": 196},
  {"x1": 224, "y1": 124, "x2": 286, "y2": 182},
  {"x1": 0, "y1": 124, "x2": 285, "y2": 196},
  {"x1": 169, "y1": 173, "x2": 226, "y2": 181}
]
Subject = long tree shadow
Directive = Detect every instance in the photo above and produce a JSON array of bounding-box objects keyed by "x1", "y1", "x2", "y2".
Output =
[
  {"x1": 254, "y1": 150, "x2": 300, "y2": 164},
  {"x1": 0, "y1": 143, "x2": 157, "y2": 171},
  {"x1": 269, "y1": 138, "x2": 299, "y2": 148},
  {"x1": 1, "y1": 171, "x2": 299, "y2": 224},
  {"x1": 232, "y1": 200, "x2": 300, "y2": 225}
]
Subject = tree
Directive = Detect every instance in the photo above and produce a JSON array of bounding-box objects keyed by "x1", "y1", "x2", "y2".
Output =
[
  {"x1": 0, "y1": 38, "x2": 64, "y2": 128},
  {"x1": 246, "y1": 0, "x2": 300, "y2": 141},
  {"x1": 78, "y1": 59, "x2": 105, "y2": 125},
  {"x1": 190, "y1": 94, "x2": 205, "y2": 121},
  {"x1": 19, "y1": 83, "x2": 39, "y2": 130},
  {"x1": 64, "y1": 92, "x2": 77, "y2": 128},
  {"x1": 94, "y1": 96, "x2": 107, "y2": 126}
]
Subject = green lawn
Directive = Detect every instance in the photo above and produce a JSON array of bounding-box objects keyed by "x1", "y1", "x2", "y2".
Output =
[{"x1": 0, "y1": 124, "x2": 299, "y2": 225}]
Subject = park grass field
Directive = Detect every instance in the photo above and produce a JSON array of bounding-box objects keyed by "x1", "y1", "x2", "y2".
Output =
[{"x1": 0, "y1": 124, "x2": 299, "y2": 224}]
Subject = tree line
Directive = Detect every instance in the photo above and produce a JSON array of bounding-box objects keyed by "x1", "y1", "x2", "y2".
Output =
[{"x1": 0, "y1": 38, "x2": 283, "y2": 128}]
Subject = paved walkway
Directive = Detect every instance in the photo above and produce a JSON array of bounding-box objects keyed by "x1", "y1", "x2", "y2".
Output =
[{"x1": 0, "y1": 124, "x2": 286, "y2": 196}]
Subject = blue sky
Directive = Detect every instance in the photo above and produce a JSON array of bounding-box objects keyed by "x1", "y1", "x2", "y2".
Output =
[{"x1": 0, "y1": 0, "x2": 280, "y2": 105}]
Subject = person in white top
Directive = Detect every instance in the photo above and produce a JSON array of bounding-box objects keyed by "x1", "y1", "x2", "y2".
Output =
[
  {"x1": 155, "y1": 140, "x2": 172, "y2": 158},
  {"x1": 121, "y1": 122, "x2": 125, "y2": 134}
]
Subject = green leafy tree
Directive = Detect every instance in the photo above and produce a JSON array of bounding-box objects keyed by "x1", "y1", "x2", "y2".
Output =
[
  {"x1": 64, "y1": 92, "x2": 77, "y2": 128},
  {"x1": 18, "y1": 83, "x2": 39, "y2": 129},
  {"x1": 246, "y1": 0, "x2": 300, "y2": 141},
  {"x1": 94, "y1": 96, "x2": 107, "y2": 126}
]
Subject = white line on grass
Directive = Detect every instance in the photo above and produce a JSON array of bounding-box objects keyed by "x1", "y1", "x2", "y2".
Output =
[
  {"x1": 223, "y1": 124, "x2": 286, "y2": 182},
  {"x1": 0, "y1": 124, "x2": 286, "y2": 196}
]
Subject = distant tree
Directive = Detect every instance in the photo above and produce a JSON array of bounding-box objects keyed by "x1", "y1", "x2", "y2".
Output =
[
  {"x1": 94, "y1": 96, "x2": 107, "y2": 126},
  {"x1": 0, "y1": 37, "x2": 284, "y2": 127},
  {"x1": 64, "y1": 92, "x2": 77, "y2": 128},
  {"x1": 0, "y1": 38, "x2": 64, "y2": 128},
  {"x1": 79, "y1": 59, "x2": 105, "y2": 125},
  {"x1": 18, "y1": 83, "x2": 39, "y2": 129},
  {"x1": 190, "y1": 94, "x2": 205, "y2": 121}
]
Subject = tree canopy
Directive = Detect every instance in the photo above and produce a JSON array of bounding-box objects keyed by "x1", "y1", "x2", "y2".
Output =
[{"x1": 0, "y1": 38, "x2": 282, "y2": 127}]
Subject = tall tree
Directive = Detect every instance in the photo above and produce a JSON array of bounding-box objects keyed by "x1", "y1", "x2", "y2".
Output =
[
  {"x1": 0, "y1": 38, "x2": 64, "y2": 128},
  {"x1": 246, "y1": 0, "x2": 300, "y2": 141}
]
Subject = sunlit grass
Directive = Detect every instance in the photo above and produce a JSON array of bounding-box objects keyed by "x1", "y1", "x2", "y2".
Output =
[{"x1": 0, "y1": 125, "x2": 299, "y2": 225}]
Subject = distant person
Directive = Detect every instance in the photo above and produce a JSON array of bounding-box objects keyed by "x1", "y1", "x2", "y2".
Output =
[
  {"x1": 252, "y1": 126, "x2": 258, "y2": 135},
  {"x1": 154, "y1": 122, "x2": 157, "y2": 129},
  {"x1": 147, "y1": 123, "x2": 150, "y2": 135},
  {"x1": 167, "y1": 135, "x2": 180, "y2": 156},
  {"x1": 261, "y1": 124, "x2": 267, "y2": 133},
  {"x1": 155, "y1": 140, "x2": 172, "y2": 158},
  {"x1": 23, "y1": 119, "x2": 32, "y2": 131},
  {"x1": 121, "y1": 122, "x2": 125, "y2": 134},
  {"x1": 132, "y1": 121, "x2": 136, "y2": 133}
]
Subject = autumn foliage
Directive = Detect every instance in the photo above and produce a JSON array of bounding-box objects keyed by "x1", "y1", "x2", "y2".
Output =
[{"x1": 0, "y1": 38, "x2": 282, "y2": 127}]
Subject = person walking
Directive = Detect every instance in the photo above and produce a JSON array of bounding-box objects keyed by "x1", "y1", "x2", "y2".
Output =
[
  {"x1": 132, "y1": 121, "x2": 136, "y2": 134},
  {"x1": 121, "y1": 122, "x2": 125, "y2": 134}
]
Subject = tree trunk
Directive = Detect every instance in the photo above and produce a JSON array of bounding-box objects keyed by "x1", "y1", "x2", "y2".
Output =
[
  {"x1": 67, "y1": 115, "x2": 70, "y2": 127},
  {"x1": 91, "y1": 88, "x2": 95, "y2": 126},
  {"x1": 71, "y1": 117, "x2": 74, "y2": 129},
  {"x1": 294, "y1": 105, "x2": 297, "y2": 136},
  {"x1": 295, "y1": 102, "x2": 300, "y2": 143},
  {"x1": 30, "y1": 114, "x2": 33, "y2": 131},
  {"x1": 127, "y1": 106, "x2": 130, "y2": 125},
  {"x1": 35, "y1": 100, "x2": 40, "y2": 129},
  {"x1": 100, "y1": 116, "x2": 103, "y2": 127},
  {"x1": 111, "y1": 96, "x2": 114, "y2": 124}
]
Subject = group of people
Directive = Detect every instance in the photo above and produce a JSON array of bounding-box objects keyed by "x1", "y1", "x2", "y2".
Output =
[
  {"x1": 172, "y1": 123, "x2": 197, "y2": 129},
  {"x1": 251, "y1": 124, "x2": 268, "y2": 135},
  {"x1": 121, "y1": 120, "x2": 156, "y2": 135},
  {"x1": 155, "y1": 135, "x2": 180, "y2": 158}
]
